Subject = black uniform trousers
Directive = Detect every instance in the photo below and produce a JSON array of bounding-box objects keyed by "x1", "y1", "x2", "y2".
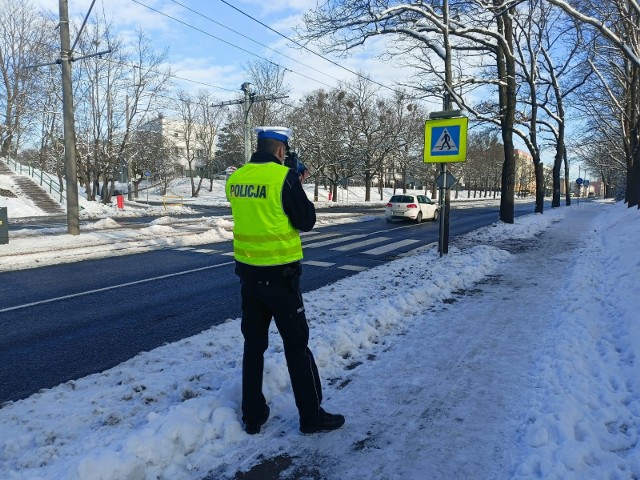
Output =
[{"x1": 240, "y1": 275, "x2": 323, "y2": 425}]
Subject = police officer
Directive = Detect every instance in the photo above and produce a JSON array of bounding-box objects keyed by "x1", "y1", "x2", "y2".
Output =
[{"x1": 226, "y1": 126, "x2": 345, "y2": 435}]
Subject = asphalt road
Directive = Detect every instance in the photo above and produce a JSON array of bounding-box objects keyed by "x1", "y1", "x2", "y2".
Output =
[{"x1": 0, "y1": 201, "x2": 539, "y2": 403}]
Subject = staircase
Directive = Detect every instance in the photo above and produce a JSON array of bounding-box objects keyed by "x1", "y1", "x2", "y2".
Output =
[{"x1": 0, "y1": 160, "x2": 65, "y2": 215}]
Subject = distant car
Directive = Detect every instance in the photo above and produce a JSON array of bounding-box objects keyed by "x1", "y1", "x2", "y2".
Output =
[{"x1": 385, "y1": 194, "x2": 439, "y2": 223}]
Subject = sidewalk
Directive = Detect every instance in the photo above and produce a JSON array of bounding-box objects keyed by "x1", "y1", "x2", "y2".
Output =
[
  {"x1": 223, "y1": 204, "x2": 638, "y2": 480},
  {"x1": 2, "y1": 202, "x2": 637, "y2": 480}
]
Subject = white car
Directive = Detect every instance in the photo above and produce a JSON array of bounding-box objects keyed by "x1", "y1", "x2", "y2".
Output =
[{"x1": 385, "y1": 194, "x2": 439, "y2": 223}]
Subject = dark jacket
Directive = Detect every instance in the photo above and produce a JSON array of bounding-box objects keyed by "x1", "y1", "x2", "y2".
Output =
[{"x1": 234, "y1": 151, "x2": 316, "y2": 281}]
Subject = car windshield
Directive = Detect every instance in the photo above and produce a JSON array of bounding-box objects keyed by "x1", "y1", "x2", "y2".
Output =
[{"x1": 389, "y1": 195, "x2": 414, "y2": 203}]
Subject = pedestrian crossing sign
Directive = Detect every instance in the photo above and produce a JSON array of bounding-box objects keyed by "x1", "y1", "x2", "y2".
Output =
[{"x1": 423, "y1": 116, "x2": 468, "y2": 163}]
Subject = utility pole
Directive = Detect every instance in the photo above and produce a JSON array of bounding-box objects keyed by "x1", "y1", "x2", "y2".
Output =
[
  {"x1": 213, "y1": 83, "x2": 288, "y2": 163},
  {"x1": 125, "y1": 94, "x2": 134, "y2": 200},
  {"x1": 439, "y1": 0, "x2": 453, "y2": 256},
  {"x1": 59, "y1": 0, "x2": 80, "y2": 235},
  {"x1": 241, "y1": 82, "x2": 252, "y2": 164},
  {"x1": 23, "y1": 1, "x2": 109, "y2": 234}
]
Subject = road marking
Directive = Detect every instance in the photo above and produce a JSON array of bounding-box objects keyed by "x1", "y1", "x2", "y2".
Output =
[
  {"x1": 174, "y1": 247, "x2": 194, "y2": 251},
  {"x1": 300, "y1": 232, "x2": 340, "y2": 240},
  {"x1": 339, "y1": 265, "x2": 368, "y2": 272},
  {"x1": 304, "y1": 234, "x2": 367, "y2": 248},
  {"x1": 0, "y1": 262, "x2": 235, "y2": 313},
  {"x1": 302, "y1": 260, "x2": 335, "y2": 267},
  {"x1": 331, "y1": 237, "x2": 390, "y2": 251},
  {"x1": 363, "y1": 239, "x2": 420, "y2": 255},
  {"x1": 192, "y1": 248, "x2": 222, "y2": 254}
]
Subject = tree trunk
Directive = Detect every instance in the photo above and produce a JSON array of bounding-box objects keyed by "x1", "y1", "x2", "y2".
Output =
[
  {"x1": 628, "y1": 125, "x2": 640, "y2": 208},
  {"x1": 364, "y1": 169, "x2": 372, "y2": 201},
  {"x1": 496, "y1": 7, "x2": 516, "y2": 224},
  {"x1": 552, "y1": 150, "x2": 562, "y2": 208},
  {"x1": 534, "y1": 158, "x2": 544, "y2": 213}
]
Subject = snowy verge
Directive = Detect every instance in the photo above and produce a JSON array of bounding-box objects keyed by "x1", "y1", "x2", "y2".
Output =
[
  {"x1": 513, "y1": 203, "x2": 640, "y2": 479},
  {"x1": 0, "y1": 237, "x2": 518, "y2": 479}
]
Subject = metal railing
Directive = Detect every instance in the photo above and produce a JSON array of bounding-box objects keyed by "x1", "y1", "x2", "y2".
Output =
[{"x1": 4, "y1": 157, "x2": 66, "y2": 204}]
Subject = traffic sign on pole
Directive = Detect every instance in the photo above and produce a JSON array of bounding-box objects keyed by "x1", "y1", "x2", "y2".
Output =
[
  {"x1": 424, "y1": 116, "x2": 468, "y2": 163},
  {"x1": 436, "y1": 172, "x2": 458, "y2": 189}
]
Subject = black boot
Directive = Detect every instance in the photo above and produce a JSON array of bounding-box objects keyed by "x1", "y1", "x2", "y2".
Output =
[
  {"x1": 244, "y1": 405, "x2": 270, "y2": 435},
  {"x1": 300, "y1": 408, "x2": 345, "y2": 434}
]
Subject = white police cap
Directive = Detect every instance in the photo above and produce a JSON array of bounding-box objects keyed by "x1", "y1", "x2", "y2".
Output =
[{"x1": 254, "y1": 126, "x2": 293, "y2": 144}]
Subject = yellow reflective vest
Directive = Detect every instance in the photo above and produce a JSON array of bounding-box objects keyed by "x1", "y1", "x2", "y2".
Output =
[{"x1": 226, "y1": 162, "x2": 303, "y2": 266}]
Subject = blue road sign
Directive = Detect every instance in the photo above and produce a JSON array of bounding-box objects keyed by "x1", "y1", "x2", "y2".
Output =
[{"x1": 424, "y1": 116, "x2": 468, "y2": 163}]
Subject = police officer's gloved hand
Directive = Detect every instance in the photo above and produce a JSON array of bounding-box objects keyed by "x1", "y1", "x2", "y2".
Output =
[{"x1": 298, "y1": 164, "x2": 309, "y2": 183}]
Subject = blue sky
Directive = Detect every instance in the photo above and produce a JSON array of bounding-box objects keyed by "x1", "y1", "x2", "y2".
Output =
[
  {"x1": 32, "y1": 0, "x2": 582, "y2": 177},
  {"x1": 34, "y1": 0, "x2": 402, "y2": 102}
]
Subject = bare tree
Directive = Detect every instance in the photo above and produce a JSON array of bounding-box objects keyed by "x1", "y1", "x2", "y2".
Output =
[
  {"x1": 547, "y1": 0, "x2": 640, "y2": 207},
  {"x1": 175, "y1": 90, "x2": 204, "y2": 197},
  {"x1": 533, "y1": 5, "x2": 591, "y2": 208},
  {"x1": 129, "y1": 129, "x2": 180, "y2": 196},
  {"x1": 73, "y1": 19, "x2": 172, "y2": 203},
  {"x1": 195, "y1": 90, "x2": 226, "y2": 192},
  {"x1": 289, "y1": 89, "x2": 345, "y2": 201},
  {"x1": 0, "y1": 0, "x2": 56, "y2": 157},
  {"x1": 301, "y1": 0, "x2": 522, "y2": 221},
  {"x1": 246, "y1": 60, "x2": 291, "y2": 127}
]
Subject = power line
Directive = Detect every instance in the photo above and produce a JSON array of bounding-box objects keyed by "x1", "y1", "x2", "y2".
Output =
[
  {"x1": 167, "y1": 0, "x2": 345, "y2": 86},
  {"x1": 98, "y1": 57, "x2": 238, "y2": 93},
  {"x1": 216, "y1": 0, "x2": 409, "y2": 96},
  {"x1": 130, "y1": 0, "x2": 335, "y2": 89}
]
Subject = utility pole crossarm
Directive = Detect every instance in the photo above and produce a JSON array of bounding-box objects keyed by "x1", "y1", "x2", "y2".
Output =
[
  {"x1": 211, "y1": 94, "x2": 288, "y2": 108},
  {"x1": 213, "y1": 83, "x2": 289, "y2": 163}
]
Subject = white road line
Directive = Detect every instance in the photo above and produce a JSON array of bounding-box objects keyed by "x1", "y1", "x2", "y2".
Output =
[
  {"x1": 300, "y1": 232, "x2": 340, "y2": 240},
  {"x1": 192, "y1": 249, "x2": 221, "y2": 254},
  {"x1": 331, "y1": 237, "x2": 390, "y2": 251},
  {"x1": 302, "y1": 260, "x2": 335, "y2": 267},
  {"x1": 338, "y1": 265, "x2": 368, "y2": 272},
  {"x1": 303, "y1": 234, "x2": 367, "y2": 248},
  {"x1": 0, "y1": 262, "x2": 234, "y2": 314},
  {"x1": 174, "y1": 247, "x2": 194, "y2": 251},
  {"x1": 363, "y1": 239, "x2": 420, "y2": 255}
]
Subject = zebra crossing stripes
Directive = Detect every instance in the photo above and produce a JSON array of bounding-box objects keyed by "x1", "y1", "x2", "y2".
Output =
[
  {"x1": 362, "y1": 239, "x2": 420, "y2": 255},
  {"x1": 338, "y1": 265, "x2": 368, "y2": 272},
  {"x1": 300, "y1": 232, "x2": 341, "y2": 241},
  {"x1": 174, "y1": 234, "x2": 423, "y2": 271},
  {"x1": 302, "y1": 260, "x2": 335, "y2": 267},
  {"x1": 331, "y1": 237, "x2": 390, "y2": 251},
  {"x1": 303, "y1": 234, "x2": 367, "y2": 248},
  {"x1": 301, "y1": 261, "x2": 367, "y2": 272}
]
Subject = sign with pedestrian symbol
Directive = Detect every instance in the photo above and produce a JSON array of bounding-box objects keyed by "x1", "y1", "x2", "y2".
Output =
[{"x1": 423, "y1": 116, "x2": 468, "y2": 163}]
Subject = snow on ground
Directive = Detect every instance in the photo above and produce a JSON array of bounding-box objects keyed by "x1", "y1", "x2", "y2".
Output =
[{"x1": 1, "y1": 166, "x2": 639, "y2": 479}]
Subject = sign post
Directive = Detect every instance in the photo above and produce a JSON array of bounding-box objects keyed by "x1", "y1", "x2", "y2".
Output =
[
  {"x1": 576, "y1": 177, "x2": 583, "y2": 205},
  {"x1": 145, "y1": 170, "x2": 151, "y2": 204},
  {"x1": 424, "y1": 113, "x2": 468, "y2": 256}
]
